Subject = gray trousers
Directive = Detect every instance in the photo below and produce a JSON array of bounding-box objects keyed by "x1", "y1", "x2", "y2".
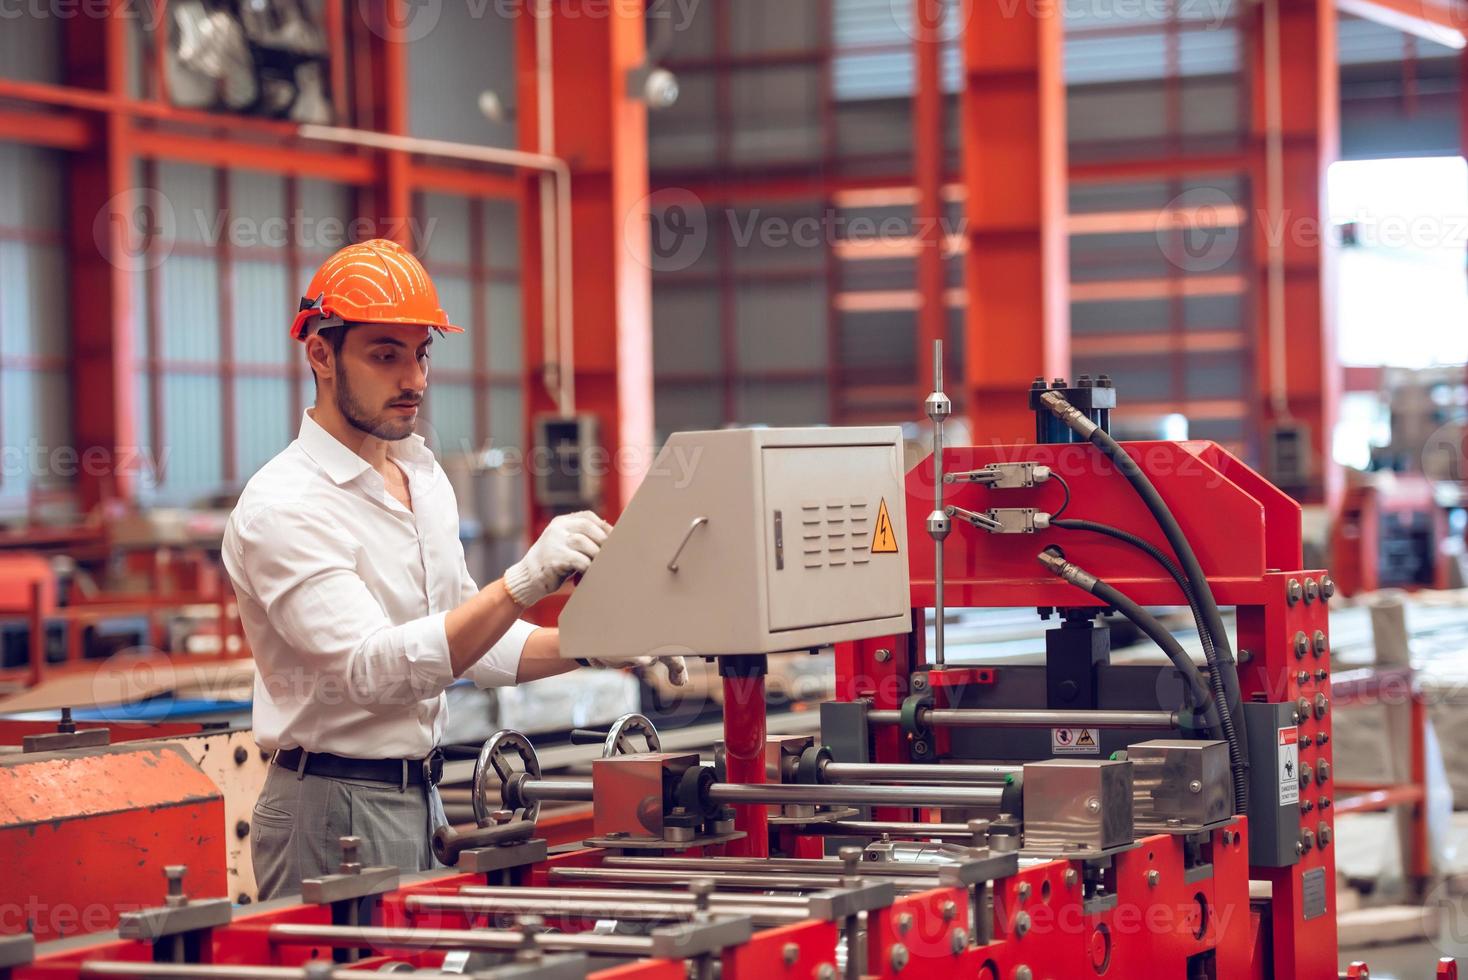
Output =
[{"x1": 252, "y1": 763, "x2": 448, "y2": 901}]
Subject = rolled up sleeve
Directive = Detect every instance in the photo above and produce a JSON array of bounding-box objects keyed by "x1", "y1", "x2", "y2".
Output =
[
  {"x1": 455, "y1": 541, "x2": 535, "y2": 688},
  {"x1": 234, "y1": 505, "x2": 456, "y2": 712}
]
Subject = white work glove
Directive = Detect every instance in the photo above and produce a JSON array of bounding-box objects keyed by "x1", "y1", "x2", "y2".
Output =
[
  {"x1": 582, "y1": 655, "x2": 689, "y2": 687},
  {"x1": 503, "y1": 511, "x2": 612, "y2": 608}
]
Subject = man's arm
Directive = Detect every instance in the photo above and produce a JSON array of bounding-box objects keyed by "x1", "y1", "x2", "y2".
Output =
[
  {"x1": 444, "y1": 579, "x2": 536, "y2": 678},
  {"x1": 515, "y1": 626, "x2": 577, "y2": 683}
]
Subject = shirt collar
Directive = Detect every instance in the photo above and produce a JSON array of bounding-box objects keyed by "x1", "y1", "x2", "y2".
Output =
[
  {"x1": 298, "y1": 411, "x2": 373, "y2": 485},
  {"x1": 297, "y1": 410, "x2": 437, "y2": 486}
]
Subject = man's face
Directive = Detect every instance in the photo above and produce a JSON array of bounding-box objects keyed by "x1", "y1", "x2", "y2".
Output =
[{"x1": 331, "y1": 324, "x2": 433, "y2": 441}]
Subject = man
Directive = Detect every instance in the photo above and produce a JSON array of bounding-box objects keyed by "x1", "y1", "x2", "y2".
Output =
[{"x1": 223, "y1": 239, "x2": 683, "y2": 899}]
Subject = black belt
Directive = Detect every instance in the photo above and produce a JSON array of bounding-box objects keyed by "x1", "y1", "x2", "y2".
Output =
[{"x1": 272, "y1": 746, "x2": 444, "y2": 789}]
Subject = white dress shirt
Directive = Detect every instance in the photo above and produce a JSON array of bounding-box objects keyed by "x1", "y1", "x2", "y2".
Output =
[{"x1": 222, "y1": 411, "x2": 536, "y2": 758}]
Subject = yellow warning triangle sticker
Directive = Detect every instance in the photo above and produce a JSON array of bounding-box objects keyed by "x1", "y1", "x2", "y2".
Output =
[
  {"x1": 871, "y1": 498, "x2": 899, "y2": 554},
  {"x1": 1076, "y1": 730, "x2": 1096, "y2": 747}
]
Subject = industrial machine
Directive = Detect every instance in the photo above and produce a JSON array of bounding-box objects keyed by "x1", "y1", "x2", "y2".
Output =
[{"x1": 7, "y1": 347, "x2": 1425, "y2": 979}]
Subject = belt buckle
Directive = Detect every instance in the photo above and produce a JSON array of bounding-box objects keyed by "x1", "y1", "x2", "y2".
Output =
[{"x1": 423, "y1": 747, "x2": 445, "y2": 787}]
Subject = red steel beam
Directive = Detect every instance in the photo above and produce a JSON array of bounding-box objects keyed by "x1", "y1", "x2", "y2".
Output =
[
  {"x1": 961, "y1": 0, "x2": 1070, "y2": 441},
  {"x1": 516, "y1": 0, "x2": 654, "y2": 538},
  {"x1": 1336, "y1": 0, "x2": 1465, "y2": 48},
  {"x1": 0, "y1": 107, "x2": 92, "y2": 150},
  {"x1": 913, "y1": 0, "x2": 947, "y2": 401},
  {"x1": 66, "y1": 3, "x2": 137, "y2": 510},
  {"x1": 1247, "y1": 0, "x2": 1341, "y2": 506},
  {"x1": 130, "y1": 128, "x2": 377, "y2": 183}
]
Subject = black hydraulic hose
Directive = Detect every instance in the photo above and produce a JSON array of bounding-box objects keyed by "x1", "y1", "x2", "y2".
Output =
[
  {"x1": 1040, "y1": 392, "x2": 1249, "y2": 812},
  {"x1": 1052, "y1": 518, "x2": 1218, "y2": 653},
  {"x1": 1036, "y1": 549, "x2": 1218, "y2": 739}
]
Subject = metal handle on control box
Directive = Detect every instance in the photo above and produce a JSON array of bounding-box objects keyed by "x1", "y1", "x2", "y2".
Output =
[{"x1": 667, "y1": 516, "x2": 709, "y2": 572}]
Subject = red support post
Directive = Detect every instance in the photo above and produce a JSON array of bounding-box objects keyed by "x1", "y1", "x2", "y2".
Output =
[
  {"x1": 720, "y1": 658, "x2": 769, "y2": 858},
  {"x1": 913, "y1": 0, "x2": 947, "y2": 402},
  {"x1": 960, "y1": 0, "x2": 1070, "y2": 442},
  {"x1": 1247, "y1": 0, "x2": 1341, "y2": 506},
  {"x1": 515, "y1": 1, "x2": 654, "y2": 535},
  {"x1": 66, "y1": 4, "x2": 138, "y2": 511}
]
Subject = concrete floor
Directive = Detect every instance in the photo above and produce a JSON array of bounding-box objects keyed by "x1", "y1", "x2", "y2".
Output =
[{"x1": 1337, "y1": 894, "x2": 1468, "y2": 978}]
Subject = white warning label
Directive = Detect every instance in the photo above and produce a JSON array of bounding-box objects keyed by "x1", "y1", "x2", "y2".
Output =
[
  {"x1": 1279, "y1": 726, "x2": 1300, "y2": 805},
  {"x1": 1052, "y1": 728, "x2": 1101, "y2": 755}
]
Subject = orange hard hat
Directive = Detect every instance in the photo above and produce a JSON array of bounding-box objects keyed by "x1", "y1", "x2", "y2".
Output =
[{"x1": 290, "y1": 238, "x2": 463, "y2": 341}]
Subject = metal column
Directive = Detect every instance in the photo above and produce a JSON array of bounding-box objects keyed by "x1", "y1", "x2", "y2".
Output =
[
  {"x1": 66, "y1": 4, "x2": 137, "y2": 510},
  {"x1": 1247, "y1": 0, "x2": 1340, "y2": 507},
  {"x1": 516, "y1": 1, "x2": 655, "y2": 536},
  {"x1": 960, "y1": 0, "x2": 1070, "y2": 442}
]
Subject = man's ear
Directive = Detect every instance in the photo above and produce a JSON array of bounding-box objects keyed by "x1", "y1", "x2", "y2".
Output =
[{"x1": 305, "y1": 335, "x2": 334, "y2": 384}]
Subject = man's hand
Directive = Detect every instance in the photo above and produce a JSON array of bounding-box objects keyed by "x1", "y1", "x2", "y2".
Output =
[
  {"x1": 504, "y1": 511, "x2": 612, "y2": 608},
  {"x1": 583, "y1": 655, "x2": 689, "y2": 687}
]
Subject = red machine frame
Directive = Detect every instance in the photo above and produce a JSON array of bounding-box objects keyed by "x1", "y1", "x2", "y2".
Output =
[
  {"x1": 826, "y1": 438, "x2": 1340, "y2": 978},
  {"x1": 14, "y1": 437, "x2": 1361, "y2": 979}
]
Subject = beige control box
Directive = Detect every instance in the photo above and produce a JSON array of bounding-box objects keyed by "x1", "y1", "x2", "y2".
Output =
[{"x1": 560, "y1": 427, "x2": 911, "y2": 661}]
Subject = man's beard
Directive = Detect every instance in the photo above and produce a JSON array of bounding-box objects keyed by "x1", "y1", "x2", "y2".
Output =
[{"x1": 336, "y1": 362, "x2": 417, "y2": 441}]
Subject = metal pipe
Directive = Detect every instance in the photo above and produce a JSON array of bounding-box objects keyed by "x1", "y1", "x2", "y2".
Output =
[
  {"x1": 459, "y1": 886, "x2": 815, "y2": 908},
  {"x1": 822, "y1": 761, "x2": 1018, "y2": 784},
  {"x1": 268, "y1": 924, "x2": 647, "y2": 957},
  {"x1": 409, "y1": 894, "x2": 807, "y2": 926},
  {"x1": 513, "y1": 773, "x2": 1005, "y2": 810},
  {"x1": 707, "y1": 781, "x2": 1004, "y2": 809},
  {"x1": 926, "y1": 339, "x2": 952, "y2": 669},
  {"x1": 80, "y1": 965, "x2": 371, "y2": 980},
  {"x1": 549, "y1": 867, "x2": 942, "y2": 892},
  {"x1": 604, "y1": 856, "x2": 945, "y2": 879},
  {"x1": 867, "y1": 707, "x2": 1178, "y2": 729},
  {"x1": 518, "y1": 777, "x2": 594, "y2": 802},
  {"x1": 810, "y1": 820, "x2": 979, "y2": 841}
]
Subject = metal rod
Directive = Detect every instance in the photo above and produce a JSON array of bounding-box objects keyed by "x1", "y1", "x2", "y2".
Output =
[
  {"x1": 707, "y1": 781, "x2": 1004, "y2": 809},
  {"x1": 459, "y1": 885, "x2": 816, "y2": 908},
  {"x1": 822, "y1": 761, "x2": 1019, "y2": 784},
  {"x1": 867, "y1": 707, "x2": 1178, "y2": 729},
  {"x1": 807, "y1": 820, "x2": 983, "y2": 840},
  {"x1": 409, "y1": 894, "x2": 807, "y2": 926},
  {"x1": 926, "y1": 339, "x2": 952, "y2": 669},
  {"x1": 268, "y1": 924, "x2": 647, "y2": 957},
  {"x1": 519, "y1": 777, "x2": 594, "y2": 802},
  {"x1": 604, "y1": 856, "x2": 946, "y2": 879},
  {"x1": 515, "y1": 774, "x2": 1004, "y2": 809},
  {"x1": 549, "y1": 867, "x2": 942, "y2": 892},
  {"x1": 80, "y1": 965, "x2": 368, "y2": 980}
]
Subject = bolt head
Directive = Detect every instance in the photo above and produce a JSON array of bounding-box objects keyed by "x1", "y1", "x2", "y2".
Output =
[
  {"x1": 1016, "y1": 965, "x2": 1034, "y2": 980},
  {"x1": 1304, "y1": 578, "x2": 1319, "y2": 603},
  {"x1": 897, "y1": 912, "x2": 913, "y2": 935},
  {"x1": 1294, "y1": 631, "x2": 1309, "y2": 659},
  {"x1": 1064, "y1": 869, "x2": 1079, "y2": 888},
  {"x1": 950, "y1": 928, "x2": 967, "y2": 954},
  {"x1": 1287, "y1": 579, "x2": 1303, "y2": 605},
  {"x1": 1015, "y1": 911, "x2": 1031, "y2": 937},
  {"x1": 1321, "y1": 576, "x2": 1336, "y2": 599},
  {"x1": 1085, "y1": 797, "x2": 1101, "y2": 814},
  {"x1": 875, "y1": 649, "x2": 892, "y2": 663},
  {"x1": 941, "y1": 900, "x2": 958, "y2": 922},
  {"x1": 1313, "y1": 631, "x2": 1328, "y2": 657},
  {"x1": 1188, "y1": 779, "x2": 1203, "y2": 794},
  {"x1": 817, "y1": 966, "x2": 836, "y2": 980},
  {"x1": 911, "y1": 673, "x2": 929, "y2": 691},
  {"x1": 1017, "y1": 882, "x2": 1031, "y2": 902},
  {"x1": 781, "y1": 942, "x2": 799, "y2": 966},
  {"x1": 1146, "y1": 870, "x2": 1160, "y2": 887},
  {"x1": 889, "y1": 943, "x2": 910, "y2": 971}
]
